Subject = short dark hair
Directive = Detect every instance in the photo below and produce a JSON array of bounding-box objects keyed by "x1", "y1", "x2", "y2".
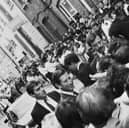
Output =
[
  {"x1": 52, "y1": 69, "x2": 66, "y2": 89},
  {"x1": 64, "y1": 53, "x2": 80, "y2": 66},
  {"x1": 114, "y1": 45, "x2": 129, "y2": 64},
  {"x1": 55, "y1": 98, "x2": 83, "y2": 128},
  {"x1": 26, "y1": 80, "x2": 41, "y2": 95},
  {"x1": 107, "y1": 64, "x2": 129, "y2": 97}
]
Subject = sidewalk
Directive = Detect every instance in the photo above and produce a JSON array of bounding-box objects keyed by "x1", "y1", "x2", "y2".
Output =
[{"x1": 0, "y1": 115, "x2": 11, "y2": 128}]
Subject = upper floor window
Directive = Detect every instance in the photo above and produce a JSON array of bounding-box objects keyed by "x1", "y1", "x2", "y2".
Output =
[
  {"x1": 79, "y1": 0, "x2": 95, "y2": 14},
  {"x1": 58, "y1": 0, "x2": 78, "y2": 21}
]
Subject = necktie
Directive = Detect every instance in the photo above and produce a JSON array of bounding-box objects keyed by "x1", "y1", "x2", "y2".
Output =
[{"x1": 45, "y1": 100, "x2": 55, "y2": 111}]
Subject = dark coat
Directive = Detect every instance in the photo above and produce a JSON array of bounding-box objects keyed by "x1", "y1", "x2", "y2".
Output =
[
  {"x1": 31, "y1": 91, "x2": 60, "y2": 124},
  {"x1": 31, "y1": 102, "x2": 50, "y2": 124},
  {"x1": 109, "y1": 18, "x2": 129, "y2": 40},
  {"x1": 75, "y1": 63, "x2": 94, "y2": 87},
  {"x1": 47, "y1": 91, "x2": 60, "y2": 103}
]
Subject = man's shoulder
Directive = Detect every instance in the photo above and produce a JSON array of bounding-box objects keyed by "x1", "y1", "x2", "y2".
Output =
[
  {"x1": 32, "y1": 102, "x2": 49, "y2": 112},
  {"x1": 31, "y1": 102, "x2": 50, "y2": 124},
  {"x1": 47, "y1": 91, "x2": 60, "y2": 103},
  {"x1": 79, "y1": 62, "x2": 91, "y2": 72},
  {"x1": 31, "y1": 101, "x2": 50, "y2": 118},
  {"x1": 79, "y1": 62, "x2": 89, "y2": 67}
]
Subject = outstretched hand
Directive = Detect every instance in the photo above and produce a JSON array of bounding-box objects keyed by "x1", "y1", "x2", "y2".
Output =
[{"x1": 89, "y1": 72, "x2": 107, "y2": 80}]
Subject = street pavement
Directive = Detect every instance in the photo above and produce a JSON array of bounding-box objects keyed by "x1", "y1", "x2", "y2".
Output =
[{"x1": 0, "y1": 115, "x2": 11, "y2": 128}]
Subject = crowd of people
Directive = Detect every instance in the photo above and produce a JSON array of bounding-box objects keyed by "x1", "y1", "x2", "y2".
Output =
[{"x1": 1, "y1": 0, "x2": 129, "y2": 128}]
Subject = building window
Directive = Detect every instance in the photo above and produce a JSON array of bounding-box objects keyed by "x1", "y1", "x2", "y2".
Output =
[
  {"x1": 79, "y1": 0, "x2": 98, "y2": 14},
  {"x1": 0, "y1": 5, "x2": 13, "y2": 21},
  {"x1": 17, "y1": 0, "x2": 30, "y2": 10},
  {"x1": 4, "y1": 0, "x2": 14, "y2": 11},
  {"x1": 6, "y1": 39, "x2": 17, "y2": 59},
  {"x1": 58, "y1": 0, "x2": 78, "y2": 21},
  {"x1": 79, "y1": 0, "x2": 94, "y2": 13}
]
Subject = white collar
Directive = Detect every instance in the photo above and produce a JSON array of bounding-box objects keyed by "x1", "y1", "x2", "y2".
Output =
[
  {"x1": 37, "y1": 96, "x2": 57, "y2": 112},
  {"x1": 57, "y1": 89, "x2": 77, "y2": 96},
  {"x1": 77, "y1": 61, "x2": 82, "y2": 71},
  {"x1": 37, "y1": 99, "x2": 52, "y2": 112}
]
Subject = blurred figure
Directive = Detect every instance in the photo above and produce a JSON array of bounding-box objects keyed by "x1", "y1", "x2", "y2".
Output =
[
  {"x1": 55, "y1": 98, "x2": 84, "y2": 128},
  {"x1": 41, "y1": 98, "x2": 84, "y2": 128},
  {"x1": 76, "y1": 86, "x2": 115, "y2": 128},
  {"x1": 105, "y1": 72, "x2": 129, "y2": 128},
  {"x1": 64, "y1": 53, "x2": 95, "y2": 86},
  {"x1": 52, "y1": 67, "x2": 84, "y2": 100}
]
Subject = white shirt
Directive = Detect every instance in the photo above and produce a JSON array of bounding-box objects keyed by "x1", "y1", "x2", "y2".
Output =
[
  {"x1": 58, "y1": 50, "x2": 71, "y2": 65},
  {"x1": 77, "y1": 61, "x2": 82, "y2": 71},
  {"x1": 125, "y1": 63, "x2": 129, "y2": 68},
  {"x1": 38, "y1": 66, "x2": 48, "y2": 76},
  {"x1": 124, "y1": 3, "x2": 129, "y2": 16},
  {"x1": 101, "y1": 20, "x2": 112, "y2": 41},
  {"x1": 113, "y1": 92, "x2": 129, "y2": 126},
  {"x1": 41, "y1": 112, "x2": 62, "y2": 128},
  {"x1": 26, "y1": 75, "x2": 41, "y2": 82}
]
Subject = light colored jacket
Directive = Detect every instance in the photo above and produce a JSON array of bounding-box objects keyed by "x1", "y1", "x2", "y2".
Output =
[{"x1": 41, "y1": 112, "x2": 62, "y2": 128}]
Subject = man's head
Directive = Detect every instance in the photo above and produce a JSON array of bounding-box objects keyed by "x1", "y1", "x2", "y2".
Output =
[
  {"x1": 26, "y1": 80, "x2": 47, "y2": 100},
  {"x1": 64, "y1": 53, "x2": 80, "y2": 72},
  {"x1": 52, "y1": 69, "x2": 74, "y2": 92},
  {"x1": 114, "y1": 45, "x2": 129, "y2": 64},
  {"x1": 55, "y1": 98, "x2": 83, "y2": 128},
  {"x1": 107, "y1": 64, "x2": 129, "y2": 97},
  {"x1": 76, "y1": 87, "x2": 115, "y2": 126}
]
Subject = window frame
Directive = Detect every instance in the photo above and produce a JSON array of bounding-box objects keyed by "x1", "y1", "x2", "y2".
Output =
[
  {"x1": 79, "y1": 0, "x2": 94, "y2": 14},
  {"x1": 58, "y1": 0, "x2": 78, "y2": 21}
]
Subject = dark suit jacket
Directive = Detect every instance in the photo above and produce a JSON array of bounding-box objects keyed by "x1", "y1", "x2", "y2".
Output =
[
  {"x1": 31, "y1": 102, "x2": 50, "y2": 124},
  {"x1": 76, "y1": 63, "x2": 94, "y2": 87},
  {"x1": 47, "y1": 91, "x2": 60, "y2": 103},
  {"x1": 31, "y1": 90, "x2": 77, "y2": 125},
  {"x1": 61, "y1": 91, "x2": 77, "y2": 101},
  {"x1": 48, "y1": 90, "x2": 76, "y2": 102},
  {"x1": 109, "y1": 18, "x2": 129, "y2": 40},
  {"x1": 31, "y1": 91, "x2": 60, "y2": 124}
]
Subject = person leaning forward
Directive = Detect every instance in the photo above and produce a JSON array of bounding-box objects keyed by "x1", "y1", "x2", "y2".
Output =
[{"x1": 26, "y1": 80, "x2": 60, "y2": 126}]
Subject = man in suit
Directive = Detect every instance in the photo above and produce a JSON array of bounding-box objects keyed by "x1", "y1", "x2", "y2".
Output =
[
  {"x1": 26, "y1": 80, "x2": 60, "y2": 126},
  {"x1": 52, "y1": 67, "x2": 85, "y2": 101},
  {"x1": 64, "y1": 53, "x2": 95, "y2": 87}
]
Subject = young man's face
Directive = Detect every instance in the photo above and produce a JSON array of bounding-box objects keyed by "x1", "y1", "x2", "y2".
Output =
[
  {"x1": 59, "y1": 72, "x2": 74, "y2": 91},
  {"x1": 33, "y1": 82, "x2": 47, "y2": 100}
]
